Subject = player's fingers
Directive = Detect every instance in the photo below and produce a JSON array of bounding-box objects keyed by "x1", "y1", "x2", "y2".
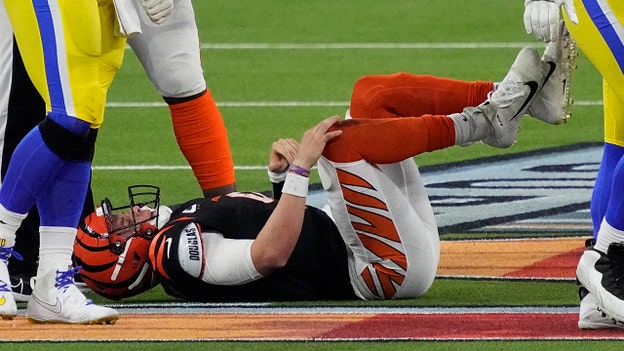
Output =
[
  {"x1": 312, "y1": 115, "x2": 340, "y2": 134},
  {"x1": 283, "y1": 138, "x2": 299, "y2": 150},
  {"x1": 324, "y1": 129, "x2": 343, "y2": 143}
]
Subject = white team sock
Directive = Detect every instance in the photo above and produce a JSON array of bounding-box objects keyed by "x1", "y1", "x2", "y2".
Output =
[
  {"x1": 449, "y1": 107, "x2": 489, "y2": 145},
  {"x1": 37, "y1": 226, "x2": 76, "y2": 278},
  {"x1": 0, "y1": 204, "x2": 27, "y2": 249},
  {"x1": 594, "y1": 218, "x2": 624, "y2": 253}
]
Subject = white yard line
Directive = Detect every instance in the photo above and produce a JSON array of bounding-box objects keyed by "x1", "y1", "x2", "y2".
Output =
[
  {"x1": 105, "y1": 100, "x2": 603, "y2": 108},
  {"x1": 198, "y1": 42, "x2": 544, "y2": 50}
]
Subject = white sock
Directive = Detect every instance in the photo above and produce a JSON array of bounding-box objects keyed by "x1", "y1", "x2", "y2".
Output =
[
  {"x1": 37, "y1": 226, "x2": 76, "y2": 279},
  {"x1": 594, "y1": 218, "x2": 624, "y2": 253},
  {"x1": 450, "y1": 113, "x2": 472, "y2": 145},
  {"x1": 449, "y1": 107, "x2": 489, "y2": 145},
  {"x1": 0, "y1": 204, "x2": 27, "y2": 249}
]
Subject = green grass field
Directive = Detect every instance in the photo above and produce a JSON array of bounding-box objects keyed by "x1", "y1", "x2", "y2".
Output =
[
  {"x1": 6, "y1": 0, "x2": 612, "y2": 350},
  {"x1": 93, "y1": 0, "x2": 604, "y2": 206}
]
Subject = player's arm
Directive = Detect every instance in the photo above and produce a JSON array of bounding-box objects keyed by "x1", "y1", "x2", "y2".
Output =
[
  {"x1": 251, "y1": 116, "x2": 342, "y2": 276},
  {"x1": 267, "y1": 138, "x2": 300, "y2": 199}
]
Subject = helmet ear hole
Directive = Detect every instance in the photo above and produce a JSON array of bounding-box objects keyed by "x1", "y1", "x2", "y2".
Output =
[{"x1": 110, "y1": 237, "x2": 127, "y2": 255}]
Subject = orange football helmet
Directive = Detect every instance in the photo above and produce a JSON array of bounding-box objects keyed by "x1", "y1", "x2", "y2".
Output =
[{"x1": 73, "y1": 185, "x2": 161, "y2": 300}]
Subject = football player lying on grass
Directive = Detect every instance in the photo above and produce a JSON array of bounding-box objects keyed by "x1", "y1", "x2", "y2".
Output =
[{"x1": 74, "y1": 46, "x2": 564, "y2": 305}]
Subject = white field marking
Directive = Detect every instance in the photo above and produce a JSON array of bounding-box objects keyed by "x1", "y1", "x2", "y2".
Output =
[
  {"x1": 109, "y1": 303, "x2": 578, "y2": 315},
  {"x1": 105, "y1": 100, "x2": 603, "y2": 108},
  {"x1": 106, "y1": 101, "x2": 349, "y2": 108},
  {"x1": 92, "y1": 165, "x2": 268, "y2": 170},
  {"x1": 121, "y1": 42, "x2": 545, "y2": 50},
  {"x1": 197, "y1": 42, "x2": 544, "y2": 50}
]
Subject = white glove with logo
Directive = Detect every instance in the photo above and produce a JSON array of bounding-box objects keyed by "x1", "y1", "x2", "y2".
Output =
[
  {"x1": 140, "y1": 0, "x2": 174, "y2": 24},
  {"x1": 524, "y1": 0, "x2": 578, "y2": 42}
]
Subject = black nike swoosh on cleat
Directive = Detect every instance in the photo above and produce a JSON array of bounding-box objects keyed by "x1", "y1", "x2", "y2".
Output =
[
  {"x1": 543, "y1": 61, "x2": 556, "y2": 85},
  {"x1": 510, "y1": 80, "x2": 539, "y2": 121}
]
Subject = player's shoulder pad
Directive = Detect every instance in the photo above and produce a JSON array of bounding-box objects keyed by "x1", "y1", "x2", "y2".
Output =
[{"x1": 156, "y1": 219, "x2": 205, "y2": 279}]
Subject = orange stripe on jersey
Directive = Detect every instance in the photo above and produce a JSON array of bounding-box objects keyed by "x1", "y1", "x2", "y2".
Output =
[
  {"x1": 348, "y1": 205, "x2": 401, "y2": 243},
  {"x1": 359, "y1": 267, "x2": 380, "y2": 299},
  {"x1": 148, "y1": 231, "x2": 163, "y2": 267},
  {"x1": 372, "y1": 262, "x2": 404, "y2": 299},
  {"x1": 172, "y1": 216, "x2": 194, "y2": 222},
  {"x1": 336, "y1": 168, "x2": 375, "y2": 189},
  {"x1": 341, "y1": 186, "x2": 387, "y2": 211},
  {"x1": 149, "y1": 226, "x2": 174, "y2": 281},
  {"x1": 352, "y1": 230, "x2": 408, "y2": 272}
]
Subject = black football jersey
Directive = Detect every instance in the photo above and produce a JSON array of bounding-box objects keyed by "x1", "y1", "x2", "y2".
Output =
[{"x1": 149, "y1": 192, "x2": 356, "y2": 301}]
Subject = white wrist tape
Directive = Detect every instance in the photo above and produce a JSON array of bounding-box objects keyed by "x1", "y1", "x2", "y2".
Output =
[
  {"x1": 281, "y1": 172, "x2": 309, "y2": 198},
  {"x1": 267, "y1": 166, "x2": 289, "y2": 183}
]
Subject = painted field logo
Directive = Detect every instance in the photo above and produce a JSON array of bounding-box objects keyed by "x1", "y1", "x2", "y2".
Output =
[{"x1": 308, "y1": 143, "x2": 601, "y2": 237}]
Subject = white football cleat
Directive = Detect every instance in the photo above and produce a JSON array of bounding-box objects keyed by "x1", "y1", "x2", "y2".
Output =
[
  {"x1": 0, "y1": 247, "x2": 20, "y2": 320},
  {"x1": 578, "y1": 287, "x2": 624, "y2": 329},
  {"x1": 576, "y1": 242, "x2": 624, "y2": 324},
  {"x1": 481, "y1": 47, "x2": 544, "y2": 148},
  {"x1": 528, "y1": 21, "x2": 576, "y2": 125},
  {"x1": 26, "y1": 265, "x2": 119, "y2": 324}
]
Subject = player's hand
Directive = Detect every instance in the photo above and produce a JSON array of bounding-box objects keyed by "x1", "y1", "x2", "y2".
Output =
[
  {"x1": 524, "y1": 0, "x2": 578, "y2": 42},
  {"x1": 140, "y1": 0, "x2": 174, "y2": 24},
  {"x1": 292, "y1": 116, "x2": 342, "y2": 170},
  {"x1": 269, "y1": 138, "x2": 299, "y2": 173}
]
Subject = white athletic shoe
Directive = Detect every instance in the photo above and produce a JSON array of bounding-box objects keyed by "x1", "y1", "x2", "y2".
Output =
[
  {"x1": 481, "y1": 47, "x2": 544, "y2": 148},
  {"x1": 576, "y1": 242, "x2": 624, "y2": 324},
  {"x1": 527, "y1": 21, "x2": 576, "y2": 125},
  {"x1": 578, "y1": 287, "x2": 624, "y2": 329},
  {"x1": 26, "y1": 265, "x2": 119, "y2": 324},
  {"x1": 0, "y1": 247, "x2": 19, "y2": 320}
]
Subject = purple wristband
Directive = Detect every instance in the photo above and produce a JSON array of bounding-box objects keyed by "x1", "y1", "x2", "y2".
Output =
[{"x1": 289, "y1": 164, "x2": 311, "y2": 177}]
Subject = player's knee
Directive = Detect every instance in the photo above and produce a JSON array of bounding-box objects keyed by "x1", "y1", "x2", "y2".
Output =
[
  {"x1": 153, "y1": 67, "x2": 206, "y2": 99},
  {"x1": 38, "y1": 118, "x2": 97, "y2": 161},
  {"x1": 350, "y1": 76, "x2": 376, "y2": 115}
]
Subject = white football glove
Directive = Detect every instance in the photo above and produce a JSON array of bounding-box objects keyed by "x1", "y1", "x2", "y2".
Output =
[
  {"x1": 524, "y1": 0, "x2": 578, "y2": 42},
  {"x1": 140, "y1": 0, "x2": 174, "y2": 24}
]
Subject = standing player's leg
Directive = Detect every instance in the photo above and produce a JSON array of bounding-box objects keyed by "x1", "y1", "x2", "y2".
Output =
[
  {"x1": 2, "y1": 36, "x2": 45, "y2": 301},
  {"x1": 567, "y1": 0, "x2": 624, "y2": 328},
  {"x1": 128, "y1": 0, "x2": 235, "y2": 198},
  {"x1": 1, "y1": 0, "x2": 122, "y2": 323},
  {"x1": 2, "y1": 35, "x2": 98, "y2": 302}
]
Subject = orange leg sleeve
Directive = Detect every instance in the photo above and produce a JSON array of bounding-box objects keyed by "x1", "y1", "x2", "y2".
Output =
[
  {"x1": 168, "y1": 90, "x2": 235, "y2": 191},
  {"x1": 323, "y1": 115, "x2": 456, "y2": 164},
  {"x1": 349, "y1": 72, "x2": 494, "y2": 119}
]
